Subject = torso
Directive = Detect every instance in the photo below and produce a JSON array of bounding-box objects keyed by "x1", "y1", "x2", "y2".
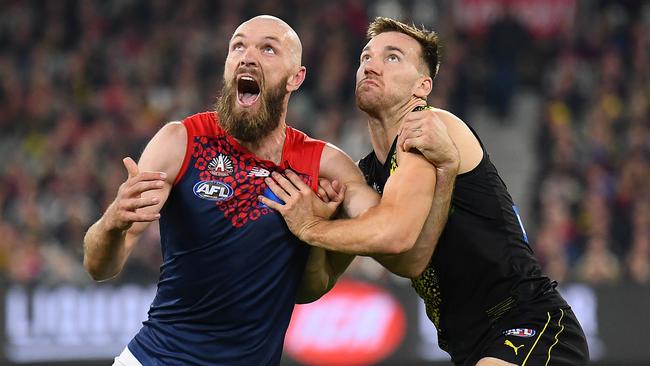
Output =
[
  {"x1": 129, "y1": 112, "x2": 325, "y2": 366},
  {"x1": 358, "y1": 125, "x2": 566, "y2": 365}
]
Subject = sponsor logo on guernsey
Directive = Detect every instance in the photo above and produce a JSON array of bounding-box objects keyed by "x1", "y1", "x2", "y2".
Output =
[
  {"x1": 503, "y1": 328, "x2": 536, "y2": 337},
  {"x1": 208, "y1": 154, "x2": 233, "y2": 177},
  {"x1": 248, "y1": 167, "x2": 270, "y2": 177},
  {"x1": 193, "y1": 180, "x2": 233, "y2": 201}
]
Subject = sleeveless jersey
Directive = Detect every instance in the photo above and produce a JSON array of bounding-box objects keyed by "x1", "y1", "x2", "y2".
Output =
[
  {"x1": 128, "y1": 112, "x2": 325, "y2": 365},
  {"x1": 358, "y1": 122, "x2": 566, "y2": 365}
]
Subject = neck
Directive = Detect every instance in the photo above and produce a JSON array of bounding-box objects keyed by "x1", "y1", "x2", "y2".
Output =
[
  {"x1": 236, "y1": 119, "x2": 287, "y2": 164},
  {"x1": 366, "y1": 97, "x2": 424, "y2": 164}
]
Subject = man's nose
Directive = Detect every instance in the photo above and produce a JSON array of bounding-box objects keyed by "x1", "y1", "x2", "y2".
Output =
[
  {"x1": 363, "y1": 58, "x2": 380, "y2": 76},
  {"x1": 240, "y1": 48, "x2": 258, "y2": 67}
]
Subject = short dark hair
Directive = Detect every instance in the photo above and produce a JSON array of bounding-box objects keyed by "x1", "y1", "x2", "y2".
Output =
[{"x1": 367, "y1": 17, "x2": 440, "y2": 80}]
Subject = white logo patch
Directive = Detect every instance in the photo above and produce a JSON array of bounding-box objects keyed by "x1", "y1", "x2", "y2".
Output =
[
  {"x1": 503, "y1": 328, "x2": 536, "y2": 338},
  {"x1": 193, "y1": 181, "x2": 233, "y2": 201},
  {"x1": 248, "y1": 167, "x2": 270, "y2": 177},
  {"x1": 208, "y1": 154, "x2": 234, "y2": 177}
]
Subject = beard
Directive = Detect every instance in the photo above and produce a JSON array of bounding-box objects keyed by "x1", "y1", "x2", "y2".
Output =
[{"x1": 215, "y1": 76, "x2": 288, "y2": 142}]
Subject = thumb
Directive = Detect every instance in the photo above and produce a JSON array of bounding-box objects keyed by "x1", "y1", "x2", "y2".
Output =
[
  {"x1": 403, "y1": 138, "x2": 415, "y2": 153},
  {"x1": 334, "y1": 183, "x2": 347, "y2": 203},
  {"x1": 123, "y1": 157, "x2": 139, "y2": 178}
]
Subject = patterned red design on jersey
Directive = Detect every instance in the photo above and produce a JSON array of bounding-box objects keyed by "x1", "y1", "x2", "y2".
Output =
[{"x1": 192, "y1": 136, "x2": 312, "y2": 228}]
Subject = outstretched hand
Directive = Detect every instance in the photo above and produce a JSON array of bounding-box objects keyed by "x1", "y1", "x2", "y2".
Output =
[
  {"x1": 258, "y1": 170, "x2": 346, "y2": 240},
  {"x1": 103, "y1": 157, "x2": 166, "y2": 232}
]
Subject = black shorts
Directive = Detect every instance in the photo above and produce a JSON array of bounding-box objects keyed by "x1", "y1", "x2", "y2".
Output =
[{"x1": 466, "y1": 307, "x2": 589, "y2": 366}]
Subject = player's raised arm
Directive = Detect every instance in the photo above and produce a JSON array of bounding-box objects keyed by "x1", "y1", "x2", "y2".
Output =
[{"x1": 83, "y1": 122, "x2": 186, "y2": 281}]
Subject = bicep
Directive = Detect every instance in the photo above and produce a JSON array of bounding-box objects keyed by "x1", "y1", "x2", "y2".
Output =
[
  {"x1": 381, "y1": 149, "x2": 436, "y2": 225},
  {"x1": 319, "y1": 144, "x2": 380, "y2": 218},
  {"x1": 125, "y1": 122, "x2": 186, "y2": 243}
]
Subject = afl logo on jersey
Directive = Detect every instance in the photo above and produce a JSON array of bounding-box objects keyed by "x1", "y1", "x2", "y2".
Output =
[{"x1": 193, "y1": 180, "x2": 234, "y2": 201}]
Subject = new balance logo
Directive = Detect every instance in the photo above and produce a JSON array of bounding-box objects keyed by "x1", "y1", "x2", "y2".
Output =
[{"x1": 248, "y1": 167, "x2": 270, "y2": 177}]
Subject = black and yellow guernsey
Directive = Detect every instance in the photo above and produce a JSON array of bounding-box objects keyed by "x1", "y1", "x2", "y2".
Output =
[{"x1": 358, "y1": 110, "x2": 567, "y2": 365}]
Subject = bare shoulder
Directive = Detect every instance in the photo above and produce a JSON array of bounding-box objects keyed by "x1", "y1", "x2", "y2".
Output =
[
  {"x1": 431, "y1": 108, "x2": 467, "y2": 129},
  {"x1": 432, "y1": 108, "x2": 482, "y2": 173},
  {"x1": 139, "y1": 121, "x2": 187, "y2": 182}
]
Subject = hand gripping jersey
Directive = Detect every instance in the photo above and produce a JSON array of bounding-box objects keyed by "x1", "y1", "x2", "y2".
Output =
[
  {"x1": 128, "y1": 112, "x2": 325, "y2": 365},
  {"x1": 358, "y1": 122, "x2": 567, "y2": 365}
]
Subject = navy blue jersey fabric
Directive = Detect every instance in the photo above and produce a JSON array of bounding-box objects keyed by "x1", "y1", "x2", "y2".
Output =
[{"x1": 128, "y1": 112, "x2": 325, "y2": 365}]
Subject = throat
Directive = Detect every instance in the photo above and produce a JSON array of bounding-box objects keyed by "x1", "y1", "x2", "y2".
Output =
[
  {"x1": 367, "y1": 119, "x2": 399, "y2": 165},
  {"x1": 237, "y1": 127, "x2": 287, "y2": 164}
]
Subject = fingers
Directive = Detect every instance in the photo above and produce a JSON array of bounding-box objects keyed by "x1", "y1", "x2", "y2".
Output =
[
  {"x1": 284, "y1": 170, "x2": 311, "y2": 191},
  {"x1": 273, "y1": 171, "x2": 302, "y2": 194},
  {"x1": 406, "y1": 99, "x2": 426, "y2": 113},
  {"x1": 120, "y1": 211, "x2": 161, "y2": 223},
  {"x1": 317, "y1": 185, "x2": 329, "y2": 203},
  {"x1": 332, "y1": 182, "x2": 346, "y2": 203},
  {"x1": 265, "y1": 176, "x2": 291, "y2": 203},
  {"x1": 398, "y1": 125, "x2": 422, "y2": 152},
  {"x1": 402, "y1": 137, "x2": 419, "y2": 153},
  {"x1": 124, "y1": 179, "x2": 165, "y2": 197},
  {"x1": 119, "y1": 196, "x2": 161, "y2": 211},
  {"x1": 123, "y1": 157, "x2": 139, "y2": 178},
  {"x1": 318, "y1": 178, "x2": 339, "y2": 203},
  {"x1": 258, "y1": 195, "x2": 283, "y2": 212}
]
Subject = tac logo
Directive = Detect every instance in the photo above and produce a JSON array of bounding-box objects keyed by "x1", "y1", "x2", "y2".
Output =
[
  {"x1": 193, "y1": 181, "x2": 233, "y2": 201},
  {"x1": 208, "y1": 154, "x2": 233, "y2": 177},
  {"x1": 503, "y1": 328, "x2": 536, "y2": 338}
]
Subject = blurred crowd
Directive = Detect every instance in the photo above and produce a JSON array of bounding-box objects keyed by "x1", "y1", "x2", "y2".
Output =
[
  {"x1": 533, "y1": 1, "x2": 650, "y2": 285},
  {"x1": 0, "y1": 0, "x2": 647, "y2": 287}
]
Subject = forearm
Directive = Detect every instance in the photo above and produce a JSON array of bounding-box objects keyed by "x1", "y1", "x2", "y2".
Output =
[
  {"x1": 301, "y1": 203, "x2": 419, "y2": 255},
  {"x1": 83, "y1": 215, "x2": 129, "y2": 281},
  {"x1": 296, "y1": 249, "x2": 355, "y2": 304}
]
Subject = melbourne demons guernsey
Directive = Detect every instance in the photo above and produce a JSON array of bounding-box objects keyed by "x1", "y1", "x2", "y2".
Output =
[
  {"x1": 358, "y1": 121, "x2": 567, "y2": 365},
  {"x1": 128, "y1": 112, "x2": 324, "y2": 365}
]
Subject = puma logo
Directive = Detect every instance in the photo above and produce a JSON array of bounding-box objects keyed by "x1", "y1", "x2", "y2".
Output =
[{"x1": 504, "y1": 340, "x2": 524, "y2": 355}]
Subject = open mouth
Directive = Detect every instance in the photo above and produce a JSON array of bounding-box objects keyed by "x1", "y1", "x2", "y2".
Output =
[{"x1": 237, "y1": 75, "x2": 261, "y2": 107}]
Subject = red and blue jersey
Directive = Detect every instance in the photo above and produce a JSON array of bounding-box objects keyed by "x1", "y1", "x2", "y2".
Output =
[{"x1": 128, "y1": 112, "x2": 325, "y2": 365}]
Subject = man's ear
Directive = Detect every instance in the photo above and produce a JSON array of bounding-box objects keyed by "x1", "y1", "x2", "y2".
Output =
[
  {"x1": 413, "y1": 76, "x2": 432, "y2": 99},
  {"x1": 287, "y1": 66, "x2": 306, "y2": 92}
]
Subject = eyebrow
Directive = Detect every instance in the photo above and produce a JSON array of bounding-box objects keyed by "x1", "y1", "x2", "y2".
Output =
[
  {"x1": 385, "y1": 45, "x2": 405, "y2": 55},
  {"x1": 361, "y1": 45, "x2": 406, "y2": 54},
  {"x1": 231, "y1": 33, "x2": 281, "y2": 43}
]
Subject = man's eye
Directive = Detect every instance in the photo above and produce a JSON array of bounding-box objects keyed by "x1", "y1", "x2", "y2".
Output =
[
  {"x1": 263, "y1": 46, "x2": 275, "y2": 54},
  {"x1": 232, "y1": 44, "x2": 244, "y2": 51},
  {"x1": 387, "y1": 54, "x2": 399, "y2": 62},
  {"x1": 360, "y1": 54, "x2": 370, "y2": 63}
]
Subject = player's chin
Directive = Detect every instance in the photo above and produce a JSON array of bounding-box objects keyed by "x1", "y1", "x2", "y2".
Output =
[{"x1": 356, "y1": 94, "x2": 381, "y2": 112}]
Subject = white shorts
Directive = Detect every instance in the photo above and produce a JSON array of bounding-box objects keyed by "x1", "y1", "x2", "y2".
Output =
[{"x1": 112, "y1": 346, "x2": 143, "y2": 366}]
